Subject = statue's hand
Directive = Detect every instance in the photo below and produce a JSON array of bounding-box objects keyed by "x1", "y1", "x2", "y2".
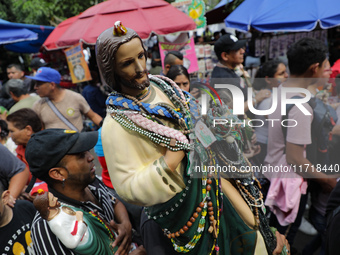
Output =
[{"x1": 164, "y1": 149, "x2": 185, "y2": 172}]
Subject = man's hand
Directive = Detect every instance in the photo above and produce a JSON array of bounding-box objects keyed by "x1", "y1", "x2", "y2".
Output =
[
  {"x1": 272, "y1": 231, "x2": 290, "y2": 254},
  {"x1": 129, "y1": 245, "x2": 147, "y2": 255},
  {"x1": 319, "y1": 178, "x2": 337, "y2": 193},
  {"x1": 110, "y1": 220, "x2": 132, "y2": 255},
  {"x1": 5, "y1": 194, "x2": 16, "y2": 208},
  {"x1": 255, "y1": 89, "x2": 271, "y2": 104}
]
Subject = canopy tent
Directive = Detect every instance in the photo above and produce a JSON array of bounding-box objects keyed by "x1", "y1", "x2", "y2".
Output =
[
  {"x1": 43, "y1": 15, "x2": 79, "y2": 51},
  {"x1": 0, "y1": 19, "x2": 38, "y2": 45},
  {"x1": 205, "y1": 0, "x2": 234, "y2": 25},
  {"x1": 224, "y1": 0, "x2": 340, "y2": 33},
  {"x1": 4, "y1": 22, "x2": 54, "y2": 53},
  {"x1": 43, "y1": 0, "x2": 196, "y2": 51}
]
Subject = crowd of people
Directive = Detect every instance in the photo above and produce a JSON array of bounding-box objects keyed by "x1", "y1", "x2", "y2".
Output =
[{"x1": 1, "y1": 21, "x2": 340, "y2": 255}]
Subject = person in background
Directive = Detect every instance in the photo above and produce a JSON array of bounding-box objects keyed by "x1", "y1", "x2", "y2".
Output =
[
  {"x1": 211, "y1": 33, "x2": 270, "y2": 115},
  {"x1": 0, "y1": 119, "x2": 16, "y2": 154},
  {"x1": 7, "y1": 79, "x2": 40, "y2": 115},
  {"x1": 6, "y1": 108, "x2": 46, "y2": 196},
  {"x1": 28, "y1": 67, "x2": 103, "y2": 132},
  {"x1": 0, "y1": 181, "x2": 37, "y2": 255},
  {"x1": 0, "y1": 140, "x2": 29, "y2": 207},
  {"x1": 0, "y1": 64, "x2": 26, "y2": 110},
  {"x1": 203, "y1": 27, "x2": 212, "y2": 42},
  {"x1": 161, "y1": 51, "x2": 183, "y2": 76},
  {"x1": 212, "y1": 31, "x2": 220, "y2": 42},
  {"x1": 81, "y1": 70, "x2": 107, "y2": 119},
  {"x1": 301, "y1": 59, "x2": 336, "y2": 255},
  {"x1": 252, "y1": 59, "x2": 289, "y2": 165},
  {"x1": 264, "y1": 38, "x2": 337, "y2": 252},
  {"x1": 26, "y1": 57, "x2": 47, "y2": 93},
  {"x1": 149, "y1": 43, "x2": 163, "y2": 75},
  {"x1": 166, "y1": 65, "x2": 190, "y2": 92}
]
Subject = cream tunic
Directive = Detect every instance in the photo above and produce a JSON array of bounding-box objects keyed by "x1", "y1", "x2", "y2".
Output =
[{"x1": 102, "y1": 83, "x2": 268, "y2": 253}]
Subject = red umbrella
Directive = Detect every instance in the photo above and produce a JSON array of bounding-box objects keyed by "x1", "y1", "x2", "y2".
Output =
[
  {"x1": 43, "y1": 0, "x2": 196, "y2": 50},
  {"x1": 43, "y1": 15, "x2": 79, "y2": 50}
]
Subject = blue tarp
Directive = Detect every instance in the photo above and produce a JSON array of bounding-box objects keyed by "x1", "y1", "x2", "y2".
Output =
[
  {"x1": 0, "y1": 19, "x2": 38, "y2": 45},
  {"x1": 214, "y1": 0, "x2": 232, "y2": 9},
  {"x1": 0, "y1": 19, "x2": 54, "y2": 53},
  {"x1": 225, "y1": 0, "x2": 340, "y2": 32}
]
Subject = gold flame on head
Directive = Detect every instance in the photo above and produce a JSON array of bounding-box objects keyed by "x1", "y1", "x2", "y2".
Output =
[{"x1": 113, "y1": 21, "x2": 127, "y2": 36}]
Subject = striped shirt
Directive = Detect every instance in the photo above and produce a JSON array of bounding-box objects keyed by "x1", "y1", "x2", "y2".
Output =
[{"x1": 31, "y1": 177, "x2": 116, "y2": 255}]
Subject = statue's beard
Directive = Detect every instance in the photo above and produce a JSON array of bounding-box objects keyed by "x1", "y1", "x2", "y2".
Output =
[{"x1": 117, "y1": 70, "x2": 150, "y2": 91}]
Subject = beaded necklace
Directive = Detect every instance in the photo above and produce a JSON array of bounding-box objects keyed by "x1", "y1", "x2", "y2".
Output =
[
  {"x1": 89, "y1": 210, "x2": 115, "y2": 240},
  {"x1": 106, "y1": 75, "x2": 195, "y2": 152},
  {"x1": 135, "y1": 86, "x2": 151, "y2": 100}
]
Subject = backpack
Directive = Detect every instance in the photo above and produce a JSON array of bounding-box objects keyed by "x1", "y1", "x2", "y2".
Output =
[{"x1": 282, "y1": 96, "x2": 338, "y2": 167}]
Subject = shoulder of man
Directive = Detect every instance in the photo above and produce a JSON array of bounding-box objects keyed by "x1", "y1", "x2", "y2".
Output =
[
  {"x1": 13, "y1": 200, "x2": 36, "y2": 216},
  {"x1": 31, "y1": 212, "x2": 74, "y2": 255}
]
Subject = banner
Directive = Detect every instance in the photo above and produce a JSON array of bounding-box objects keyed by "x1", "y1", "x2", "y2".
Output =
[
  {"x1": 64, "y1": 43, "x2": 91, "y2": 84},
  {"x1": 159, "y1": 37, "x2": 198, "y2": 73},
  {"x1": 172, "y1": 0, "x2": 206, "y2": 28}
]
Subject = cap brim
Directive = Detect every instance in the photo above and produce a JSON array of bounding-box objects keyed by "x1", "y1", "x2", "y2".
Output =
[
  {"x1": 230, "y1": 40, "x2": 247, "y2": 50},
  {"x1": 67, "y1": 131, "x2": 98, "y2": 154},
  {"x1": 24, "y1": 75, "x2": 50, "y2": 83}
]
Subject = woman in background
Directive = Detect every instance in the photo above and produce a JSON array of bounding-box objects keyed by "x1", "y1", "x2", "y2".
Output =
[
  {"x1": 252, "y1": 59, "x2": 288, "y2": 165},
  {"x1": 166, "y1": 65, "x2": 190, "y2": 92}
]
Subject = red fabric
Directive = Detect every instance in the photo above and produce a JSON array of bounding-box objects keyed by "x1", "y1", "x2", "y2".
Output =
[
  {"x1": 16, "y1": 145, "x2": 32, "y2": 184},
  {"x1": 16, "y1": 145, "x2": 46, "y2": 190},
  {"x1": 43, "y1": 15, "x2": 79, "y2": 50},
  {"x1": 30, "y1": 182, "x2": 48, "y2": 196},
  {"x1": 330, "y1": 59, "x2": 340, "y2": 96},
  {"x1": 16, "y1": 145, "x2": 28, "y2": 168},
  {"x1": 97, "y1": 156, "x2": 114, "y2": 189},
  {"x1": 43, "y1": 0, "x2": 196, "y2": 50}
]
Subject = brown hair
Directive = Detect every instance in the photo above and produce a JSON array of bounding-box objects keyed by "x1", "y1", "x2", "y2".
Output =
[
  {"x1": 7, "y1": 108, "x2": 42, "y2": 133},
  {"x1": 33, "y1": 192, "x2": 50, "y2": 220},
  {"x1": 95, "y1": 25, "x2": 147, "y2": 92}
]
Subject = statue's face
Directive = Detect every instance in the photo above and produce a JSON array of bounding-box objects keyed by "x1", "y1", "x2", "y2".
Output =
[
  {"x1": 48, "y1": 192, "x2": 60, "y2": 208},
  {"x1": 114, "y1": 37, "x2": 150, "y2": 92}
]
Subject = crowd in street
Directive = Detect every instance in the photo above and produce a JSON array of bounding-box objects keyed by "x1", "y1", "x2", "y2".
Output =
[{"x1": 1, "y1": 22, "x2": 340, "y2": 255}]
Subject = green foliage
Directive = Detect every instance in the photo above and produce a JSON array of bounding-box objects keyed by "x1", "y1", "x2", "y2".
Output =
[
  {"x1": 0, "y1": 0, "x2": 15, "y2": 21},
  {"x1": 3, "y1": 0, "x2": 103, "y2": 26}
]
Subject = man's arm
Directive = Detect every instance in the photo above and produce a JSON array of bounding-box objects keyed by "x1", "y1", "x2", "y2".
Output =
[
  {"x1": 85, "y1": 109, "x2": 103, "y2": 127},
  {"x1": 8, "y1": 166, "x2": 29, "y2": 198},
  {"x1": 110, "y1": 199, "x2": 132, "y2": 255},
  {"x1": 286, "y1": 142, "x2": 336, "y2": 192}
]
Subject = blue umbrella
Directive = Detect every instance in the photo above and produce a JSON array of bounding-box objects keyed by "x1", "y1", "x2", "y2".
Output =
[
  {"x1": 4, "y1": 22, "x2": 54, "y2": 53},
  {"x1": 225, "y1": 0, "x2": 340, "y2": 32},
  {"x1": 0, "y1": 19, "x2": 38, "y2": 44}
]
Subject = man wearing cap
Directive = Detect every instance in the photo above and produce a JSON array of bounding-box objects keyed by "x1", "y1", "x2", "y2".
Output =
[
  {"x1": 161, "y1": 51, "x2": 184, "y2": 76},
  {"x1": 211, "y1": 33, "x2": 270, "y2": 114},
  {"x1": 25, "y1": 129, "x2": 145, "y2": 255},
  {"x1": 7, "y1": 79, "x2": 40, "y2": 115},
  {"x1": 26, "y1": 57, "x2": 48, "y2": 93},
  {"x1": 96, "y1": 21, "x2": 289, "y2": 254},
  {"x1": 28, "y1": 67, "x2": 103, "y2": 132}
]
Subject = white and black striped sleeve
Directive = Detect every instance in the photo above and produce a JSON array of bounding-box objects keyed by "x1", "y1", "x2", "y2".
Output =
[{"x1": 31, "y1": 212, "x2": 75, "y2": 255}]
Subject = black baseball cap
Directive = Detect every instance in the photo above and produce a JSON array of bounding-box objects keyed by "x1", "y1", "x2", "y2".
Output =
[
  {"x1": 30, "y1": 58, "x2": 47, "y2": 68},
  {"x1": 25, "y1": 129, "x2": 98, "y2": 180},
  {"x1": 214, "y1": 33, "x2": 246, "y2": 57}
]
